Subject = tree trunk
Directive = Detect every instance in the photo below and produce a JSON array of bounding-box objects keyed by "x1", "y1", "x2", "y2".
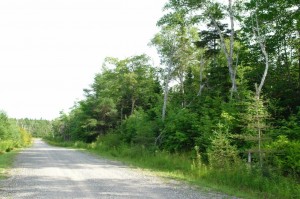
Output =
[
  {"x1": 253, "y1": 1, "x2": 269, "y2": 97},
  {"x1": 210, "y1": 0, "x2": 237, "y2": 97},
  {"x1": 298, "y1": 47, "x2": 300, "y2": 87},
  {"x1": 283, "y1": 37, "x2": 291, "y2": 82},
  {"x1": 256, "y1": 42, "x2": 269, "y2": 97},
  {"x1": 156, "y1": 64, "x2": 172, "y2": 146},
  {"x1": 197, "y1": 54, "x2": 205, "y2": 97},
  {"x1": 255, "y1": 94, "x2": 263, "y2": 168},
  {"x1": 248, "y1": 151, "x2": 252, "y2": 164},
  {"x1": 120, "y1": 105, "x2": 123, "y2": 123},
  {"x1": 162, "y1": 64, "x2": 171, "y2": 122},
  {"x1": 228, "y1": 0, "x2": 237, "y2": 95},
  {"x1": 298, "y1": 32, "x2": 300, "y2": 88},
  {"x1": 131, "y1": 97, "x2": 135, "y2": 115},
  {"x1": 179, "y1": 71, "x2": 185, "y2": 107}
]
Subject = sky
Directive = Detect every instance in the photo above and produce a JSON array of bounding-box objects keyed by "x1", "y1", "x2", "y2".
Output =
[{"x1": 0, "y1": 0, "x2": 167, "y2": 120}]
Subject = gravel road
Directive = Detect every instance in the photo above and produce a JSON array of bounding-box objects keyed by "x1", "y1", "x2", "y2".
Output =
[{"x1": 0, "y1": 139, "x2": 233, "y2": 199}]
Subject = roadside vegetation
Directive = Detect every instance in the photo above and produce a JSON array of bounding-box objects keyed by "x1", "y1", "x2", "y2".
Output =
[
  {"x1": 0, "y1": 150, "x2": 18, "y2": 179},
  {"x1": 46, "y1": 137, "x2": 299, "y2": 199},
  {"x1": 0, "y1": 111, "x2": 32, "y2": 178},
  {"x1": 0, "y1": 0, "x2": 297, "y2": 198},
  {"x1": 47, "y1": 0, "x2": 299, "y2": 198}
]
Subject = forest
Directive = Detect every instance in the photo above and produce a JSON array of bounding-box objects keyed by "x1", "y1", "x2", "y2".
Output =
[
  {"x1": 5, "y1": 0, "x2": 299, "y2": 198},
  {"x1": 0, "y1": 112, "x2": 32, "y2": 154}
]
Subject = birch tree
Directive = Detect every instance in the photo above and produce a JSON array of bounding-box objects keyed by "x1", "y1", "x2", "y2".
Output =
[
  {"x1": 163, "y1": 0, "x2": 241, "y2": 97},
  {"x1": 151, "y1": 27, "x2": 178, "y2": 122},
  {"x1": 157, "y1": 10, "x2": 199, "y2": 107}
]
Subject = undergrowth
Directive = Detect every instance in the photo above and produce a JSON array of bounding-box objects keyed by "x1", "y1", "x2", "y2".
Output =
[
  {"x1": 45, "y1": 137, "x2": 300, "y2": 199},
  {"x1": 0, "y1": 150, "x2": 18, "y2": 179}
]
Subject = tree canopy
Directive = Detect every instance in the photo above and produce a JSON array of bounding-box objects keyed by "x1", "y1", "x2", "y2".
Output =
[{"x1": 50, "y1": 0, "x2": 300, "y2": 180}]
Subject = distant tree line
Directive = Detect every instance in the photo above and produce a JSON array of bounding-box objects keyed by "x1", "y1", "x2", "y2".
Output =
[
  {"x1": 13, "y1": 118, "x2": 52, "y2": 138},
  {"x1": 0, "y1": 112, "x2": 32, "y2": 153}
]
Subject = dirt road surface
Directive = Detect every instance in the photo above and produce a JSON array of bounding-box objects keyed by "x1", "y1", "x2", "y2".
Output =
[{"x1": 0, "y1": 139, "x2": 232, "y2": 199}]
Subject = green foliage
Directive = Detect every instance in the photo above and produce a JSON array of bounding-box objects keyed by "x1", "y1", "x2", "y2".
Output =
[
  {"x1": 47, "y1": 137, "x2": 300, "y2": 199},
  {"x1": 20, "y1": 128, "x2": 32, "y2": 146},
  {"x1": 48, "y1": 0, "x2": 300, "y2": 197},
  {"x1": 96, "y1": 133, "x2": 123, "y2": 149},
  {"x1": 267, "y1": 136, "x2": 300, "y2": 178},
  {"x1": 203, "y1": 165, "x2": 300, "y2": 199},
  {"x1": 163, "y1": 108, "x2": 199, "y2": 152},
  {"x1": 243, "y1": 95, "x2": 269, "y2": 134},
  {"x1": 0, "y1": 150, "x2": 18, "y2": 179},
  {"x1": 273, "y1": 109, "x2": 300, "y2": 140},
  {"x1": 121, "y1": 109, "x2": 157, "y2": 146},
  {"x1": 0, "y1": 112, "x2": 32, "y2": 154},
  {"x1": 51, "y1": 54, "x2": 161, "y2": 143},
  {"x1": 0, "y1": 140, "x2": 15, "y2": 153},
  {"x1": 13, "y1": 118, "x2": 52, "y2": 138},
  {"x1": 0, "y1": 112, "x2": 11, "y2": 140},
  {"x1": 208, "y1": 131, "x2": 240, "y2": 169}
]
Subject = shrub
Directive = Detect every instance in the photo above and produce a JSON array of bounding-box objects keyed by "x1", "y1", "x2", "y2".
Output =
[
  {"x1": 74, "y1": 141, "x2": 87, "y2": 148},
  {"x1": 121, "y1": 109, "x2": 157, "y2": 146},
  {"x1": 267, "y1": 135, "x2": 300, "y2": 178},
  {"x1": 208, "y1": 131, "x2": 240, "y2": 169},
  {"x1": 20, "y1": 128, "x2": 32, "y2": 146},
  {"x1": 0, "y1": 140, "x2": 15, "y2": 154},
  {"x1": 163, "y1": 108, "x2": 200, "y2": 152},
  {"x1": 96, "y1": 133, "x2": 123, "y2": 149}
]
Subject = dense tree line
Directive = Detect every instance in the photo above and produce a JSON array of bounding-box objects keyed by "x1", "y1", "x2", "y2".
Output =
[
  {"x1": 0, "y1": 112, "x2": 32, "y2": 153},
  {"x1": 13, "y1": 118, "x2": 52, "y2": 138},
  {"x1": 52, "y1": 0, "x2": 299, "y2": 179}
]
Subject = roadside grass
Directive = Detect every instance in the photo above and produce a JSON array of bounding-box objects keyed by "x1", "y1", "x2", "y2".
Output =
[
  {"x1": 45, "y1": 138, "x2": 300, "y2": 199},
  {"x1": 0, "y1": 150, "x2": 18, "y2": 179},
  {"x1": 0, "y1": 137, "x2": 33, "y2": 179}
]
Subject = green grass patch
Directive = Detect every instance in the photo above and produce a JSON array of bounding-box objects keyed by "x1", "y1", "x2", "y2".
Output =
[
  {"x1": 45, "y1": 138, "x2": 300, "y2": 199},
  {"x1": 0, "y1": 137, "x2": 33, "y2": 179},
  {"x1": 0, "y1": 150, "x2": 19, "y2": 179}
]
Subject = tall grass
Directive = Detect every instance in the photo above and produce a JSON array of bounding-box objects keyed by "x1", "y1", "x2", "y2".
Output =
[
  {"x1": 0, "y1": 128, "x2": 32, "y2": 179},
  {"x1": 0, "y1": 128, "x2": 32, "y2": 154},
  {"x1": 45, "y1": 136, "x2": 300, "y2": 199},
  {"x1": 0, "y1": 150, "x2": 18, "y2": 179},
  {"x1": 0, "y1": 140, "x2": 15, "y2": 153}
]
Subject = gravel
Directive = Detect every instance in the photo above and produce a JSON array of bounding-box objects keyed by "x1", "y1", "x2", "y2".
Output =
[{"x1": 0, "y1": 139, "x2": 235, "y2": 199}]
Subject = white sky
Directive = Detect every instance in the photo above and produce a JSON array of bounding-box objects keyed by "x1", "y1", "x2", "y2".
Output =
[{"x1": 0, "y1": 0, "x2": 167, "y2": 120}]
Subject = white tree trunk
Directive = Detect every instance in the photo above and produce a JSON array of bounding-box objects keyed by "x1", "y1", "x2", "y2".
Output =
[
  {"x1": 197, "y1": 54, "x2": 205, "y2": 97},
  {"x1": 210, "y1": 0, "x2": 237, "y2": 96},
  {"x1": 162, "y1": 64, "x2": 172, "y2": 121},
  {"x1": 156, "y1": 64, "x2": 172, "y2": 146},
  {"x1": 253, "y1": 1, "x2": 269, "y2": 98}
]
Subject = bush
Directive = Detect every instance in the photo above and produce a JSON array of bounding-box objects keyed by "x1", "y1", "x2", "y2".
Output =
[
  {"x1": 20, "y1": 128, "x2": 32, "y2": 146},
  {"x1": 208, "y1": 131, "x2": 240, "y2": 169},
  {"x1": 203, "y1": 164, "x2": 300, "y2": 199},
  {"x1": 96, "y1": 133, "x2": 123, "y2": 149},
  {"x1": 0, "y1": 140, "x2": 15, "y2": 154},
  {"x1": 163, "y1": 108, "x2": 200, "y2": 152},
  {"x1": 74, "y1": 141, "x2": 87, "y2": 148},
  {"x1": 121, "y1": 109, "x2": 157, "y2": 146},
  {"x1": 267, "y1": 136, "x2": 300, "y2": 178}
]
